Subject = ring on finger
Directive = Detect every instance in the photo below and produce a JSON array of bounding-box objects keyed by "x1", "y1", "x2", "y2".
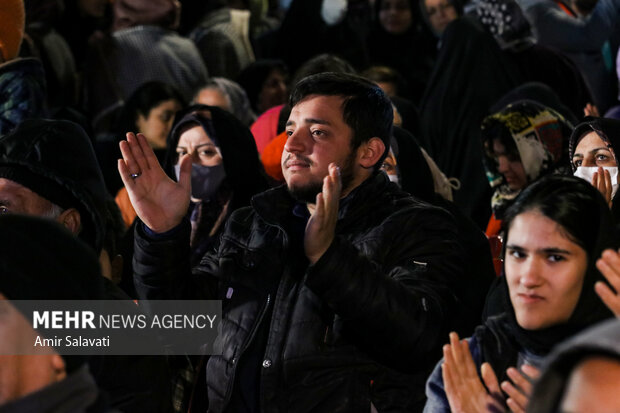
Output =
[{"x1": 130, "y1": 172, "x2": 142, "y2": 179}]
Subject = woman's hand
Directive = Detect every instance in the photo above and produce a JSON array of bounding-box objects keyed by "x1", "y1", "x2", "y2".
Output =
[
  {"x1": 118, "y1": 132, "x2": 192, "y2": 233},
  {"x1": 595, "y1": 249, "x2": 620, "y2": 316},
  {"x1": 500, "y1": 365, "x2": 540, "y2": 413},
  {"x1": 442, "y1": 332, "x2": 505, "y2": 413},
  {"x1": 592, "y1": 166, "x2": 613, "y2": 208}
]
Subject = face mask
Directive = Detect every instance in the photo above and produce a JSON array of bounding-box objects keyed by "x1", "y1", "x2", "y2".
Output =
[
  {"x1": 175, "y1": 163, "x2": 226, "y2": 201},
  {"x1": 388, "y1": 174, "x2": 400, "y2": 187},
  {"x1": 574, "y1": 166, "x2": 619, "y2": 199},
  {"x1": 321, "y1": 0, "x2": 347, "y2": 26}
]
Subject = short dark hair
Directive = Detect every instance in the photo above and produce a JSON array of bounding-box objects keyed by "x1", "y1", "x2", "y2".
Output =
[
  {"x1": 502, "y1": 175, "x2": 614, "y2": 260},
  {"x1": 289, "y1": 72, "x2": 393, "y2": 170}
]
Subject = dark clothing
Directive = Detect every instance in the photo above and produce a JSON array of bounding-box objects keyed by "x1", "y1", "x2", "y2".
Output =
[
  {"x1": 0, "y1": 119, "x2": 173, "y2": 413},
  {"x1": 367, "y1": 19, "x2": 437, "y2": 103},
  {"x1": 0, "y1": 119, "x2": 107, "y2": 251},
  {"x1": 419, "y1": 16, "x2": 524, "y2": 228},
  {"x1": 508, "y1": 44, "x2": 593, "y2": 119},
  {"x1": 134, "y1": 172, "x2": 465, "y2": 412},
  {"x1": 0, "y1": 365, "x2": 118, "y2": 413},
  {"x1": 83, "y1": 25, "x2": 208, "y2": 133},
  {"x1": 392, "y1": 127, "x2": 495, "y2": 337},
  {"x1": 0, "y1": 57, "x2": 47, "y2": 136}
]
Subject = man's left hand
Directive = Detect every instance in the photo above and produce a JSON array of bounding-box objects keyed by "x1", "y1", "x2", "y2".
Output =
[{"x1": 305, "y1": 163, "x2": 342, "y2": 264}]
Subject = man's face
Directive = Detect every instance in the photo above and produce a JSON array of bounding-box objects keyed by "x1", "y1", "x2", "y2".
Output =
[
  {"x1": 0, "y1": 295, "x2": 62, "y2": 405},
  {"x1": 0, "y1": 179, "x2": 57, "y2": 216},
  {"x1": 282, "y1": 95, "x2": 360, "y2": 203}
]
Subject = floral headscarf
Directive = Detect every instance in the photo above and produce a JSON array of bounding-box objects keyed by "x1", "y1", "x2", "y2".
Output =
[{"x1": 481, "y1": 100, "x2": 573, "y2": 218}]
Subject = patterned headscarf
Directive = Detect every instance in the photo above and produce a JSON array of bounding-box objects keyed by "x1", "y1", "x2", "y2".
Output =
[
  {"x1": 481, "y1": 100, "x2": 573, "y2": 218},
  {"x1": 472, "y1": 0, "x2": 534, "y2": 50}
]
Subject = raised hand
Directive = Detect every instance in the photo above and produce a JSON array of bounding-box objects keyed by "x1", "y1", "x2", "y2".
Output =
[
  {"x1": 583, "y1": 103, "x2": 600, "y2": 117},
  {"x1": 501, "y1": 365, "x2": 540, "y2": 413},
  {"x1": 592, "y1": 166, "x2": 613, "y2": 208},
  {"x1": 118, "y1": 132, "x2": 191, "y2": 233},
  {"x1": 442, "y1": 332, "x2": 505, "y2": 413},
  {"x1": 595, "y1": 249, "x2": 620, "y2": 316},
  {"x1": 304, "y1": 163, "x2": 342, "y2": 265}
]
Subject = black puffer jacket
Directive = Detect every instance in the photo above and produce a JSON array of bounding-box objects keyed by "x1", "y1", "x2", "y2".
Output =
[{"x1": 134, "y1": 172, "x2": 465, "y2": 412}]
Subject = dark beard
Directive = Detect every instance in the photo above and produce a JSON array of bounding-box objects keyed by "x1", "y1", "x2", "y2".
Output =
[{"x1": 287, "y1": 152, "x2": 356, "y2": 203}]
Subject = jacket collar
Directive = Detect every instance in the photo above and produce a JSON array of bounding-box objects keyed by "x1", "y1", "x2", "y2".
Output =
[{"x1": 251, "y1": 172, "x2": 392, "y2": 228}]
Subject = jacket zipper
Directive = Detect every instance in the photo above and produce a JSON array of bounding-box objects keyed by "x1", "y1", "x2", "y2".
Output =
[
  {"x1": 221, "y1": 293, "x2": 271, "y2": 408},
  {"x1": 221, "y1": 222, "x2": 288, "y2": 409}
]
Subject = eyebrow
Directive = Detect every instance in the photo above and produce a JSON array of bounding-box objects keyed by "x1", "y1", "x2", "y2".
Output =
[
  {"x1": 573, "y1": 146, "x2": 611, "y2": 157},
  {"x1": 286, "y1": 118, "x2": 332, "y2": 127},
  {"x1": 506, "y1": 244, "x2": 572, "y2": 255},
  {"x1": 176, "y1": 143, "x2": 216, "y2": 150}
]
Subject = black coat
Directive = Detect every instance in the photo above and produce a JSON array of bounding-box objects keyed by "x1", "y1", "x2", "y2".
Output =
[{"x1": 134, "y1": 172, "x2": 465, "y2": 412}]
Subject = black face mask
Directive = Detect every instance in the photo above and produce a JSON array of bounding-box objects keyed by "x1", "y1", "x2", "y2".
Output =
[{"x1": 175, "y1": 163, "x2": 226, "y2": 201}]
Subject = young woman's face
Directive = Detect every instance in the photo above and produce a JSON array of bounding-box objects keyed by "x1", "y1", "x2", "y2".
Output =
[
  {"x1": 493, "y1": 139, "x2": 527, "y2": 190},
  {"x1": 506, "y1": 210, "x2": 588, "y2": 330},
  {"x1": 176, "y1": 125, "x2": 223, "y2": 167},
  {"x1": 572, "y1": 131, "x2": 616, "y2": 169},
  {"x1": 379, "y1": 0, "x2": 413, "y2": 34},
  {"x1": 137, "y1": 99, "x2": 182, "y2": 150}
]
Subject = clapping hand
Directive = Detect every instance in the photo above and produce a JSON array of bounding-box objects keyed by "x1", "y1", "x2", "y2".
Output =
[{"x1": 304, "y1": 163, "x2": 342, "y2": 264}]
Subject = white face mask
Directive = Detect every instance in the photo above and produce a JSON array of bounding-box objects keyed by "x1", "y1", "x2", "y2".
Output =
[
  {"x1": 574, "y1": 166, "x2": 619, "y2": 199},
  {"x1": 321, "y1": 0, "x2": 347, "y2": 26}
]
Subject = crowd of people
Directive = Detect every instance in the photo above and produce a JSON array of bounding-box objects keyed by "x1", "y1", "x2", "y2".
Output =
[{"x1": 2, "y1": 0, "x2": 620, "y2": 412}]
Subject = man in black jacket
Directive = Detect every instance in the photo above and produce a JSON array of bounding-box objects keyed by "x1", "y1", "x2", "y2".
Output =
[{"x1": 121, "y1": 72, "x2": 464, "y2": 412}]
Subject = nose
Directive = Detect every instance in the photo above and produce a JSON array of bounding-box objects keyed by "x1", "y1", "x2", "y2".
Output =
[
  {"x1": 497, "y1": 155, "x2": 510, "y2": 174},
  {"x1": 283, "y1": 130, "x2": 306, "y2": 154},
  {"x1": 519, "y1": 258, "x2": 544, "y2": 289}
]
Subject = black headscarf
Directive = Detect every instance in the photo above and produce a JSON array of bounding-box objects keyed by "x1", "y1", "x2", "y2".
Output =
[
  {"x1": 569, "y1": 117, "x2": 620, "y2": 221},
  {"x1": 165, "y1": 104, "x2": 269, "y2": 214},
  {"x1": 477, "y1": 175, "x2": 616, "y2": 384},
  {"x1": 368, "y1": 0, "x2": 437, "y2": 102},
  {"x1": 419, "y1": 15, "x2": 524, "y2": 227}
]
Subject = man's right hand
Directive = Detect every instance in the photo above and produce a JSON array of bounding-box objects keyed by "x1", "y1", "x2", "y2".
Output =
[{"x1": 118, "y1": 132, "x2": 191, "y2": 233}]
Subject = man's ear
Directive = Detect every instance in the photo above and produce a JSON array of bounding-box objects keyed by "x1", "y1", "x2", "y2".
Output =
[
  {"x1": 357, "y1": 137, "x2": 386, "y2": 169},
  {"x1": 50, "y1": 354, "x2": 67, "y2": 382},
  {"x1": 57, "y1": 208, "x2": 81, "y2": 235}
]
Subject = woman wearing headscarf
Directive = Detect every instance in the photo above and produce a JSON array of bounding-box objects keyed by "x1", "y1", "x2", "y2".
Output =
[
  {"x1": 570, "y1": 117, "x2": 620, "y2": 220},
  {"x1": 481, "y1": 100, "x2": 573, "y2": 238},
  {"x1": 161, "y1": 104, "x2": 269, "y2": 265},
  {"x1": 424, "y1": 175, "x2": 616, "y2": 413},
  {"x1": 419, "y1": 15, "x2": 524, "y2": 228},
  {"x1": 368, "y1": 0, "x2": 438, "y2": 103}
]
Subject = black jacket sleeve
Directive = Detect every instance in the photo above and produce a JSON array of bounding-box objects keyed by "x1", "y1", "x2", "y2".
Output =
[{"x1": 304, "y1": 205, "x2": 464, "y2": 371}]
